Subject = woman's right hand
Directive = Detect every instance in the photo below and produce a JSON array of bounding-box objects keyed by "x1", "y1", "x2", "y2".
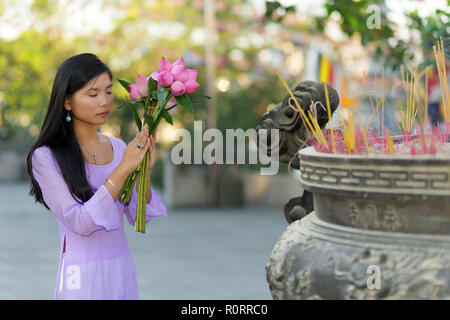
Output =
[{"x1": 120, "y1": 124, "x2": 151, "y2": 174}]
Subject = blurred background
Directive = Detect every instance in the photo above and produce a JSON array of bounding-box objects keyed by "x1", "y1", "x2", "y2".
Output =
[
  {"x1": 0, "y1": 0, "x2": 448, "y2": 205},
  {"x1": 0, "y1": 0, "x2": 448, "y2": 299}
]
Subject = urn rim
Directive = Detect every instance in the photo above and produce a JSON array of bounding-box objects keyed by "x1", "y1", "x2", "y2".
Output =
[
  {"x1": 299, "y1": 145, "x2": 450, "y2": 165},
  {"x1": 298, "y1": 146, "x2": 450, "y2": 199}
]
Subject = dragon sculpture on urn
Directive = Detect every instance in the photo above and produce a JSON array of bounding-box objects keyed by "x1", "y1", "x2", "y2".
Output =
[{"x1": 257, "y1": 80, "x2": 340, "y2": 223}]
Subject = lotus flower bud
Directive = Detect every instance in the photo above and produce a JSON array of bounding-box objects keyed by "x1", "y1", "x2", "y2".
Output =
[
  {"x1": 149, "y1": 71, "x2": 159, "y2": 81},
  {"x1": 173, "y1": 57, "x2": 185, "y2": 68},
  {"x1": 136, "y1": 75, "x2": 149, "y2": 97},
  {"x1": 158, "y1": 71, "x2": 174, "y2": 87},
  {"x1": 186, "y1": 69, "x2": 199, "y2": 81},
  {"x1": 184, "y1": 80, "x2": 200, "y2": 94},
  {"x1": 129, "y1": 84, "x2": 138, "y2": 100},
  {"x1": 171, "y1": 65, "x2": 188, "y2": 82},
  {"x1": 158, "y1": 57, "x2": 173, "y2": 72},
  {"x1": 171, "y1": 81, "x2": 186, "y2": 96}
]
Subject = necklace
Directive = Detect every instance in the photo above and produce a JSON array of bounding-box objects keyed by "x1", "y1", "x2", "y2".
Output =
[{"x1": 79, "y1": 144, "x2": 100, "y2": 165}]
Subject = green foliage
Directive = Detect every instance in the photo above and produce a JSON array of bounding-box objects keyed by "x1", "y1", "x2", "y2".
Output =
[
  {"x1": 118, "y1": 79, "x2": 131, "y2": 93},
  {"x1": 156, "y1": 87, "x2": 170, "y2": 109},
  {"x1": 127, "y1": 101, "x2": 142, "y2": 131},
  {"x1": 1, "y1": 0, "x2": 299, "y2": 148},
  {"x1": 175, "y1": 94, "x2": 194, "y2": 114},
  {"x1": 0, "y1": 30, "x2": 75, "y2": 137},
  {"x1": 264, "y1": 0, "x2": 448, "y2": 70},
  {"x1": 265, "y1": 1, "x2": 296, "y2": 23},
  {"x1": 161, "y1": 108, "x2": 173, "y2": 125},
  {"x1": 406, "y1": 9, "x2": 450, "y2": 68},
  {"x1": 216, "y1": 76, "x2": 285, "y2": 132},
  {"x1": 147, "y1": 78, "x2": 158, "y2": 93},
  {"x1": 31, "y1": 0, "x2": 51, "y2": 13}
]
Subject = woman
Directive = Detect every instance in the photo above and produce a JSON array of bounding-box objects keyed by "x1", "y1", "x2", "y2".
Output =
[{"x1": 26, "y1": 53, "x2": 167, "y2": 299}]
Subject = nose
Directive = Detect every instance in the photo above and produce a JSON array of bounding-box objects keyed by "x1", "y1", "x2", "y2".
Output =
[{"x1": 100, "y1": 92, "x2": 110, "y2": 107}]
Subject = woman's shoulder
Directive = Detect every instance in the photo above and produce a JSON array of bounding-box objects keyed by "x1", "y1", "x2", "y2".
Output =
[
  {"x1": 32, "y1": 145, "x2": 53, "y2": 160},
  {"x1": 31, "y1": 145, "x2": 58, "y2": 171}
]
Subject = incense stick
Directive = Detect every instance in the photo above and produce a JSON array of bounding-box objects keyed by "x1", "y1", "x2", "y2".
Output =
[
  {"x1": 277, "y1": 72, "x2": 316, "y2": 135},
  {"x1": 382, "y1": 66, "x2": 385, "y2": 134},
  {"x1": 433, "y1": 38, "x2": 449, "y2": 123},
  {"x1": 324, "y1": 85, "x2": 337, "y2": 153}
]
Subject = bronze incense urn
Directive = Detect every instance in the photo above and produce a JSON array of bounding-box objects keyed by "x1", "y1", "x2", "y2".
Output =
[
  {"x1": 259, "y1": 80, "x2": 450, "y2": 299},
  {"x1": 266, "y1": 146, "x2": 450, "y2": 299}
]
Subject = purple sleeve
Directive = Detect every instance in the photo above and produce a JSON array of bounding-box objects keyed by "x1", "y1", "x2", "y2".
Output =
[
  {"x1": 32, "y1": 147, "x2": 121, "y2": 236},
  {"x1": 122, "y1": 183, "x2": 167, "y2": 227}
]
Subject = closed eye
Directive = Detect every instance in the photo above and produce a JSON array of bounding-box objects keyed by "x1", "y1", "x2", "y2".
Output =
[{"x1": 90, "y1": 92, "x2": 112, "y2": 97}]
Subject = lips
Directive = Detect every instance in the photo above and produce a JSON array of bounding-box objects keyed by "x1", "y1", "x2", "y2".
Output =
[{"x1": 98, "y1": 112, "x2": 109, "y2": 116}]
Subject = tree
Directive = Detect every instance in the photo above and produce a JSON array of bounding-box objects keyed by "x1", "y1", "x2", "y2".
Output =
[{"x1": 264, "y1": 0, "x2": 449, "y2": 70}]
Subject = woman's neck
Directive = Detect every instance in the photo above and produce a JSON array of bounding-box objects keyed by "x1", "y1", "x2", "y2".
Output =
[{"x1": 73, "y1": 120, "x2": 101, "y2": 146}]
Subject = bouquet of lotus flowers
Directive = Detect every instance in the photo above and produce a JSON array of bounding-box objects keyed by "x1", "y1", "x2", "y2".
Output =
[{"x1": 118, "y1": 57, "x2": 209, "y2": 233}]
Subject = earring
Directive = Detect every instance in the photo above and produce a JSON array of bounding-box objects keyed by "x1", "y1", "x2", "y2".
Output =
[{"x1": 66, "y1": 111, "x2": 71, "y2": 122}]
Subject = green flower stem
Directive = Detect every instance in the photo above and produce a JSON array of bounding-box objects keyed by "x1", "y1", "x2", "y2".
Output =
[
  {"x1": 118, "y1": 166, "x2": 139, "y2": 203},
  {"x1": 137, "y1": 159, "x2": 144, "y2": 233},
  {"x1": 137, "y1": 112, "x2": 161, "y2": 232},
  {"x1": 142, "y1": 151, "x2": 150, "y2": 232},
  {"x1": 124, "y1": 168, "x2": 139, "y2": 203},
  {"x1": 152, "y1": 104, "x2": 163, "y2": 122},
  {"x1": 150, "y1": 112, "x2": 163, "y2": 134},
  {"x1": 136, "y1": 150, "x2": 149, "y2": 233},
  {"x1": 135, "y1": 168, "x2": 143, "y2": 232},
  {"x1": 118, "y1": 175, "x2": 131, "y2": 202},
  {"x1": 123, "y1": 98, "x2": 167, "y2": 233},
  {"x1": 118, "y1": 175, "x2": 132, "y2": 202}
]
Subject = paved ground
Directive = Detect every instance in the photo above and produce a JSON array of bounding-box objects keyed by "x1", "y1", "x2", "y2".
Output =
[{"x1": 0, "y1": 182, "x2": 287, "y2": 300}]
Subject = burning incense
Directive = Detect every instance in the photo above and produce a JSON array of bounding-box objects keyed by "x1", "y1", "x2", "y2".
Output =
[
  {"x1": 324, "y1": 85, "x2": 337, "y2": 154},
  {"x1": 277, "y1": 72, "x2": 328, "y2": 148},
  {"x1": 433, "y1": 38, "x2": 449, "y2": 123},
  {"x1": 382, "y1": 66, "x2": 385, "y2": 134},
  {"x1": 343, "y1": 110, "x2": 356, "y2": 154},
  {"x1": 402, "y1": 71, "x2": 418, "y2": 133}
]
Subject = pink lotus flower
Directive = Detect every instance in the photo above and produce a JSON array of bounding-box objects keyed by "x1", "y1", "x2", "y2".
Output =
[
  {"x1": 186, "y1": 69, "x2": 198, "y2": 81},
  {"x1": 128, "y1": 84, "x2": 138, "y2": 100},
  {"x1": 158, "y1": 57, "x2": 173, "y2": 72},
  {"x1": 184, "y1": 69, "x2": 200, "y2": 94},
  {"x1": 149, "y1": 57, "x2": 174, "y2": 82},
  {"x1": 171, "y1": 65, "x2": 188, "y2": 82},
  {"x1": 136, "y1": 75, "x2": 148, "y2": 97},
  {"x1": 185, "y1": 80, "x2": 200, "y2": 94},
  {"x1": 150, "y1": 56, "x2": 201, "y2": 96},
  {"x1": 172, "y1": 57, "x2": 185, "y2": 67},
  {"x1": 149, "y1": 71, "x2": 159, "y2": 81},
  {"x1": 171, "y1": 81, "x2": 186, "y2": 96},
  {"x1": 128, "y1": 74, "x2": 149, "y2": 100},
  {"x1": 158, "y1": 71, "x2": 174, "y2": 87}
]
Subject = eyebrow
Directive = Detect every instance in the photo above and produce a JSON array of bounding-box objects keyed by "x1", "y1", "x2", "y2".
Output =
[{"x1": 88, "y1": 84, "x2": 113, "y2": 91}]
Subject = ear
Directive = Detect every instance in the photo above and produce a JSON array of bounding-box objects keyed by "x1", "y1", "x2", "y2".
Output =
[{"x1": 64, "y1": 96, "x2": 72, "y2": 111}]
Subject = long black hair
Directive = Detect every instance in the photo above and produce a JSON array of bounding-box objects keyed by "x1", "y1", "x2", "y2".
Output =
[{"x1": 26, "y1": 53, "x2": 112, "y2": 210}]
